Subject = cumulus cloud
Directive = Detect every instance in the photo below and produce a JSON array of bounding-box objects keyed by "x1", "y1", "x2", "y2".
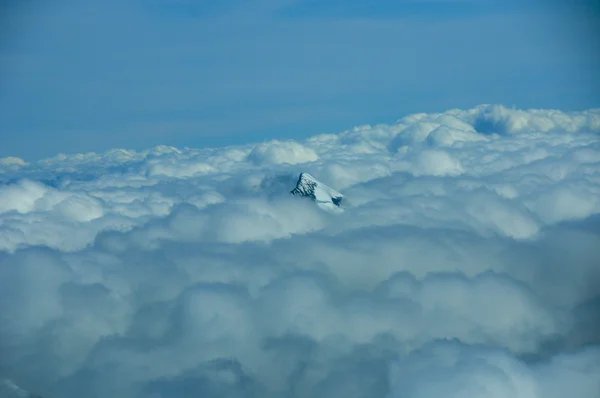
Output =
[
  {"x1": 248, "y1": 140, "x2": 319, "y2": 165},
  {"x1": 1, "y1": 105, "x2": 600, "y2": 397},
  {"x1": 388, "y1": 340, "x2": 600, "y2": 398}
]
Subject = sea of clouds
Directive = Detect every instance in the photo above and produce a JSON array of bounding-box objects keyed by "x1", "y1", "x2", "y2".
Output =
[{"x1": 1, "y1": 104, "x2": 600, "y2": 397}]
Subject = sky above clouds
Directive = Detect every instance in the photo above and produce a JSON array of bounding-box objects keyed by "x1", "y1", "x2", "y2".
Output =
[
  {"x1": 1, "y1": 105, "x2": 600, "y2": 397},
  {"x1": 1, "y1": 0, "x2": 599, "y2": 159}
]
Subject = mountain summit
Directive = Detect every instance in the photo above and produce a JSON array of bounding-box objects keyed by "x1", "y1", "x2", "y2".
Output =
[{"x1": 290, "y1": 173, "x2": 343, "y2": 210}]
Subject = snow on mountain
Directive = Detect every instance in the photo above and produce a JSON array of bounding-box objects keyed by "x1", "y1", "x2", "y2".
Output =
[{"x1": 290, "y1": 172, "x2": 344, "y2": 211}]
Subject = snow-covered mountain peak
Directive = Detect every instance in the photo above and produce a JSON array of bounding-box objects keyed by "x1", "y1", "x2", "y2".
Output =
[{"x1": 290, "y1": 173, "x2": 344, "y2": 210}]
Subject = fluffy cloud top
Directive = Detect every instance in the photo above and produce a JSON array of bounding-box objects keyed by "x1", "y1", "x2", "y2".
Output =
[
  {"x1": 1, "y1": 105, "x2": 599, "y2": 398},
  {"x1": 248, "y1": 140, "x2": 319, "y2": 165}
]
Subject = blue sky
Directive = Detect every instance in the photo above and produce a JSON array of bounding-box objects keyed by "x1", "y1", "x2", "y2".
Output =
[{"x1": 1, "y1": 0, "x2": 599, "y2": 160}]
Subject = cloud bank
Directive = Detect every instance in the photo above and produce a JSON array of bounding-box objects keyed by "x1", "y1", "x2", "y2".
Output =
[{"x1": 1, "y1": 104, "x2": 600, "y2": 397}]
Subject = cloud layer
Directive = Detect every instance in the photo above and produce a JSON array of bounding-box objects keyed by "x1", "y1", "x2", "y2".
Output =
[{"x1": 1, "y1": 104, "x2": 600, "y2": 397}]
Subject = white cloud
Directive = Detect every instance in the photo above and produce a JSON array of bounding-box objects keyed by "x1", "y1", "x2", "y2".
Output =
[
  {"x1": 412, "y1": 149, "x2": 465, "y2": 176},
  {"x1": 0, "y1": 157, "x2": 28, "y2": 174},
  {"x1": 0, "y1": 105, "x2": 599, "y2": 397},
  {"x1": 388, "y1": 340, "x2": 600, "y2": 398},
  {"x1": 248, "y1": 140, "x2": 319, "y2": 165}
]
